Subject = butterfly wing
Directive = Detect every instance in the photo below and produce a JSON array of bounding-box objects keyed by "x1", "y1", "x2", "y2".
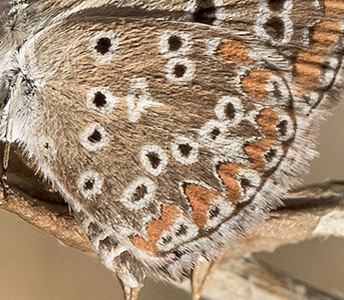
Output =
[{"x1": 3, "y1": 0, "x2": 344, "y2": 286}]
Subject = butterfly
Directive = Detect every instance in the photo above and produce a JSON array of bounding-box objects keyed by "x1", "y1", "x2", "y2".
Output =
[{"x1": 0, "y1": 0, "x2": 343, "y2": 299}]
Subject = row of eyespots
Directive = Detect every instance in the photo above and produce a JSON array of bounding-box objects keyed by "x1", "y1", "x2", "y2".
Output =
[
  {"x1": 117, "y1": 138, "x2": 200, "y2": 211},
  {"x1": 90, "y1": 28, "x2": 195, "y2": 83},
  {"x1": 255, "y1": 0, "x2": 294, "y2": 44},
  {"x1": 80, "y1": 32, "x2": 120, "y2": 165},
  {"x1": 127, "y1": 100, "x2": 291, "y2": 250},
  {"x1": 77, "y1": 31, "x2": 120, "y2": 199},
  {"x1": 170, "y1": 96, "x2": 272, "y2": 233},
  {"x1": 89, "y1": 31, "x2": 164, "y2": 123},
  {"x1": 89, "y1": 31, "x2": 165, "y2": 122},
  {"x1": 81, "y1": 29, "x2": 198, "y2": 204},
  {"x1": 77, "y1": 123, "x2": 108, "y2": 199},
  {"x1": 80, "y1": 81, "x2": 159, "y2": 154},
  {"x1": 139, "y1": 137, "x2": 199, "y2": 178},
  {"x1": 80, "y1": 84, "x2": 118, "y2": 151},
  {"x1": 125, "y1": 87, "x2": 281, "y2": 250},
  {"x1": 116, "y1": 139, "x2": 199, "y2": 211},
  {"x1": 160, "y1": 31, "x2": 195, "y2": 83},
  {"x1": 198, "y1": 95, "x2": 294, "y2": 174},
  {"x1": 79, "y1": 29, "x2": 283, "y2": 210},
  {"x1": 77, "y1": 32, "x2": 118, "y2": 199},
  {"x1": 78, "y1": 83, "x2": 165, "y2": 199},
  {"x1": 89, "y1": 2, "x2": 228, "y2": 63},
  {"x1": 78, "y1": 33, "x2": 164, "y2": 202},
  {"x1": 78, "y1": 80, "x2": 163, "y2": 200}
]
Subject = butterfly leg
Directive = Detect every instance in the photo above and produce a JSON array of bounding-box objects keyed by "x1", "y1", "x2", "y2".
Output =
[
  {"x1": 190, "y1": 251, "x2": 225, "y2": 300},
  {"x1": 0, "y1": 139, "x2": 13, "y2": 203},
  {"x1": 118, "y1": 278, "x2": 144, "y2": 300},
  {"x1": 0, "y1": 94, "x2": 19, "y2": 203}
]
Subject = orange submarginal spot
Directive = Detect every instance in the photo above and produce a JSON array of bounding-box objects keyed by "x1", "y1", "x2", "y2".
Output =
[
  {"x1": 313, "y1": 20, "x2": 341, "y2": 51},
  {"x1": 184, "y1": 184, "x2": 223, "y2": 228},
  {"x1": 130, "y1": 204, "x2": 179, "y2": 254},
  {"x1": 294, "y1": 2, "x2": 342, "y2": 97},
  {"x1": 294, "y1": 50, "x2": 323, "y2": 97},
  {"x1": 216, "y1": 40, "x2": 254, "y2": 64},
  {"x1": 244, "y1": 139, "x2": 275, "y2": 172},
  {"x1": 216, "y1": 162, "x2": 244, "y2": 204},
  {"x1": 257, "y1": 108, "x2": 278, "y2": 138},
  {"x1": 241, "y1": 69, "x2": 270, "y2": 101},
  {"x1": 324, "y1": 0, "x2": 344, "y2": 16}
]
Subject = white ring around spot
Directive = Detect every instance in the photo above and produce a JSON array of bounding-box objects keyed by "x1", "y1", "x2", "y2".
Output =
[
  {"x1": 78, "y1": 170, "x2": 103, "y2": 199},
  {"x1": 166, "y1": 58, "x2": 196, "y2": 84},
  {"x1": 171, "y1": 136, "x2": 199, "y2": 165},
  {"x1": 86, "y1": 87, "x2": 118, "y2": 114},
  {"x1": 159, "y1": 31, "x2": 192, "y2": 57},
  {"x1": 120, "y1": 178, "x2": 156, "y2": 210},
  {"x1": 80, "y1": 123, "x2": 110, "y2": 152},
  {"x1": 140, "y1": 145, "x2": 168, "y2": 176},
  {"x1": 215, "y1": 96, "x2": 244, "y2": 124},
  {"x1": 89, "y1": 31, "x2": 119, "y2": 63}
]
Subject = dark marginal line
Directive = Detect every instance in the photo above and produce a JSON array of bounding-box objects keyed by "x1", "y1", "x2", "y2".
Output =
[{"x1": 307, "y1": 52, "x2": 344, "y2": 116}]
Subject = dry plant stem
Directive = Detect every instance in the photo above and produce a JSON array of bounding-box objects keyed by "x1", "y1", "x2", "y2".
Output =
[
  {"x1": 191, "y1": 252, "x2": 225, "y2": 300},
  {"x1": 0, "y1": 192, "x2": 93, "y2": 252},
  {"x1": 192, "y1": 255, "x2": 342, "y2": 300}
]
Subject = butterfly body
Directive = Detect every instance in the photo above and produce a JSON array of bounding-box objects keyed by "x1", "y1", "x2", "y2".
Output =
[{"x1": 0, "y1": 0, "x2": 343, "y2": 289}]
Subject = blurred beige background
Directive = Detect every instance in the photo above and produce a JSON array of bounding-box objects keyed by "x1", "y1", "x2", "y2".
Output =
[{"x1": 0, "y1": 102, "x2": 343, "y2": 300}]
